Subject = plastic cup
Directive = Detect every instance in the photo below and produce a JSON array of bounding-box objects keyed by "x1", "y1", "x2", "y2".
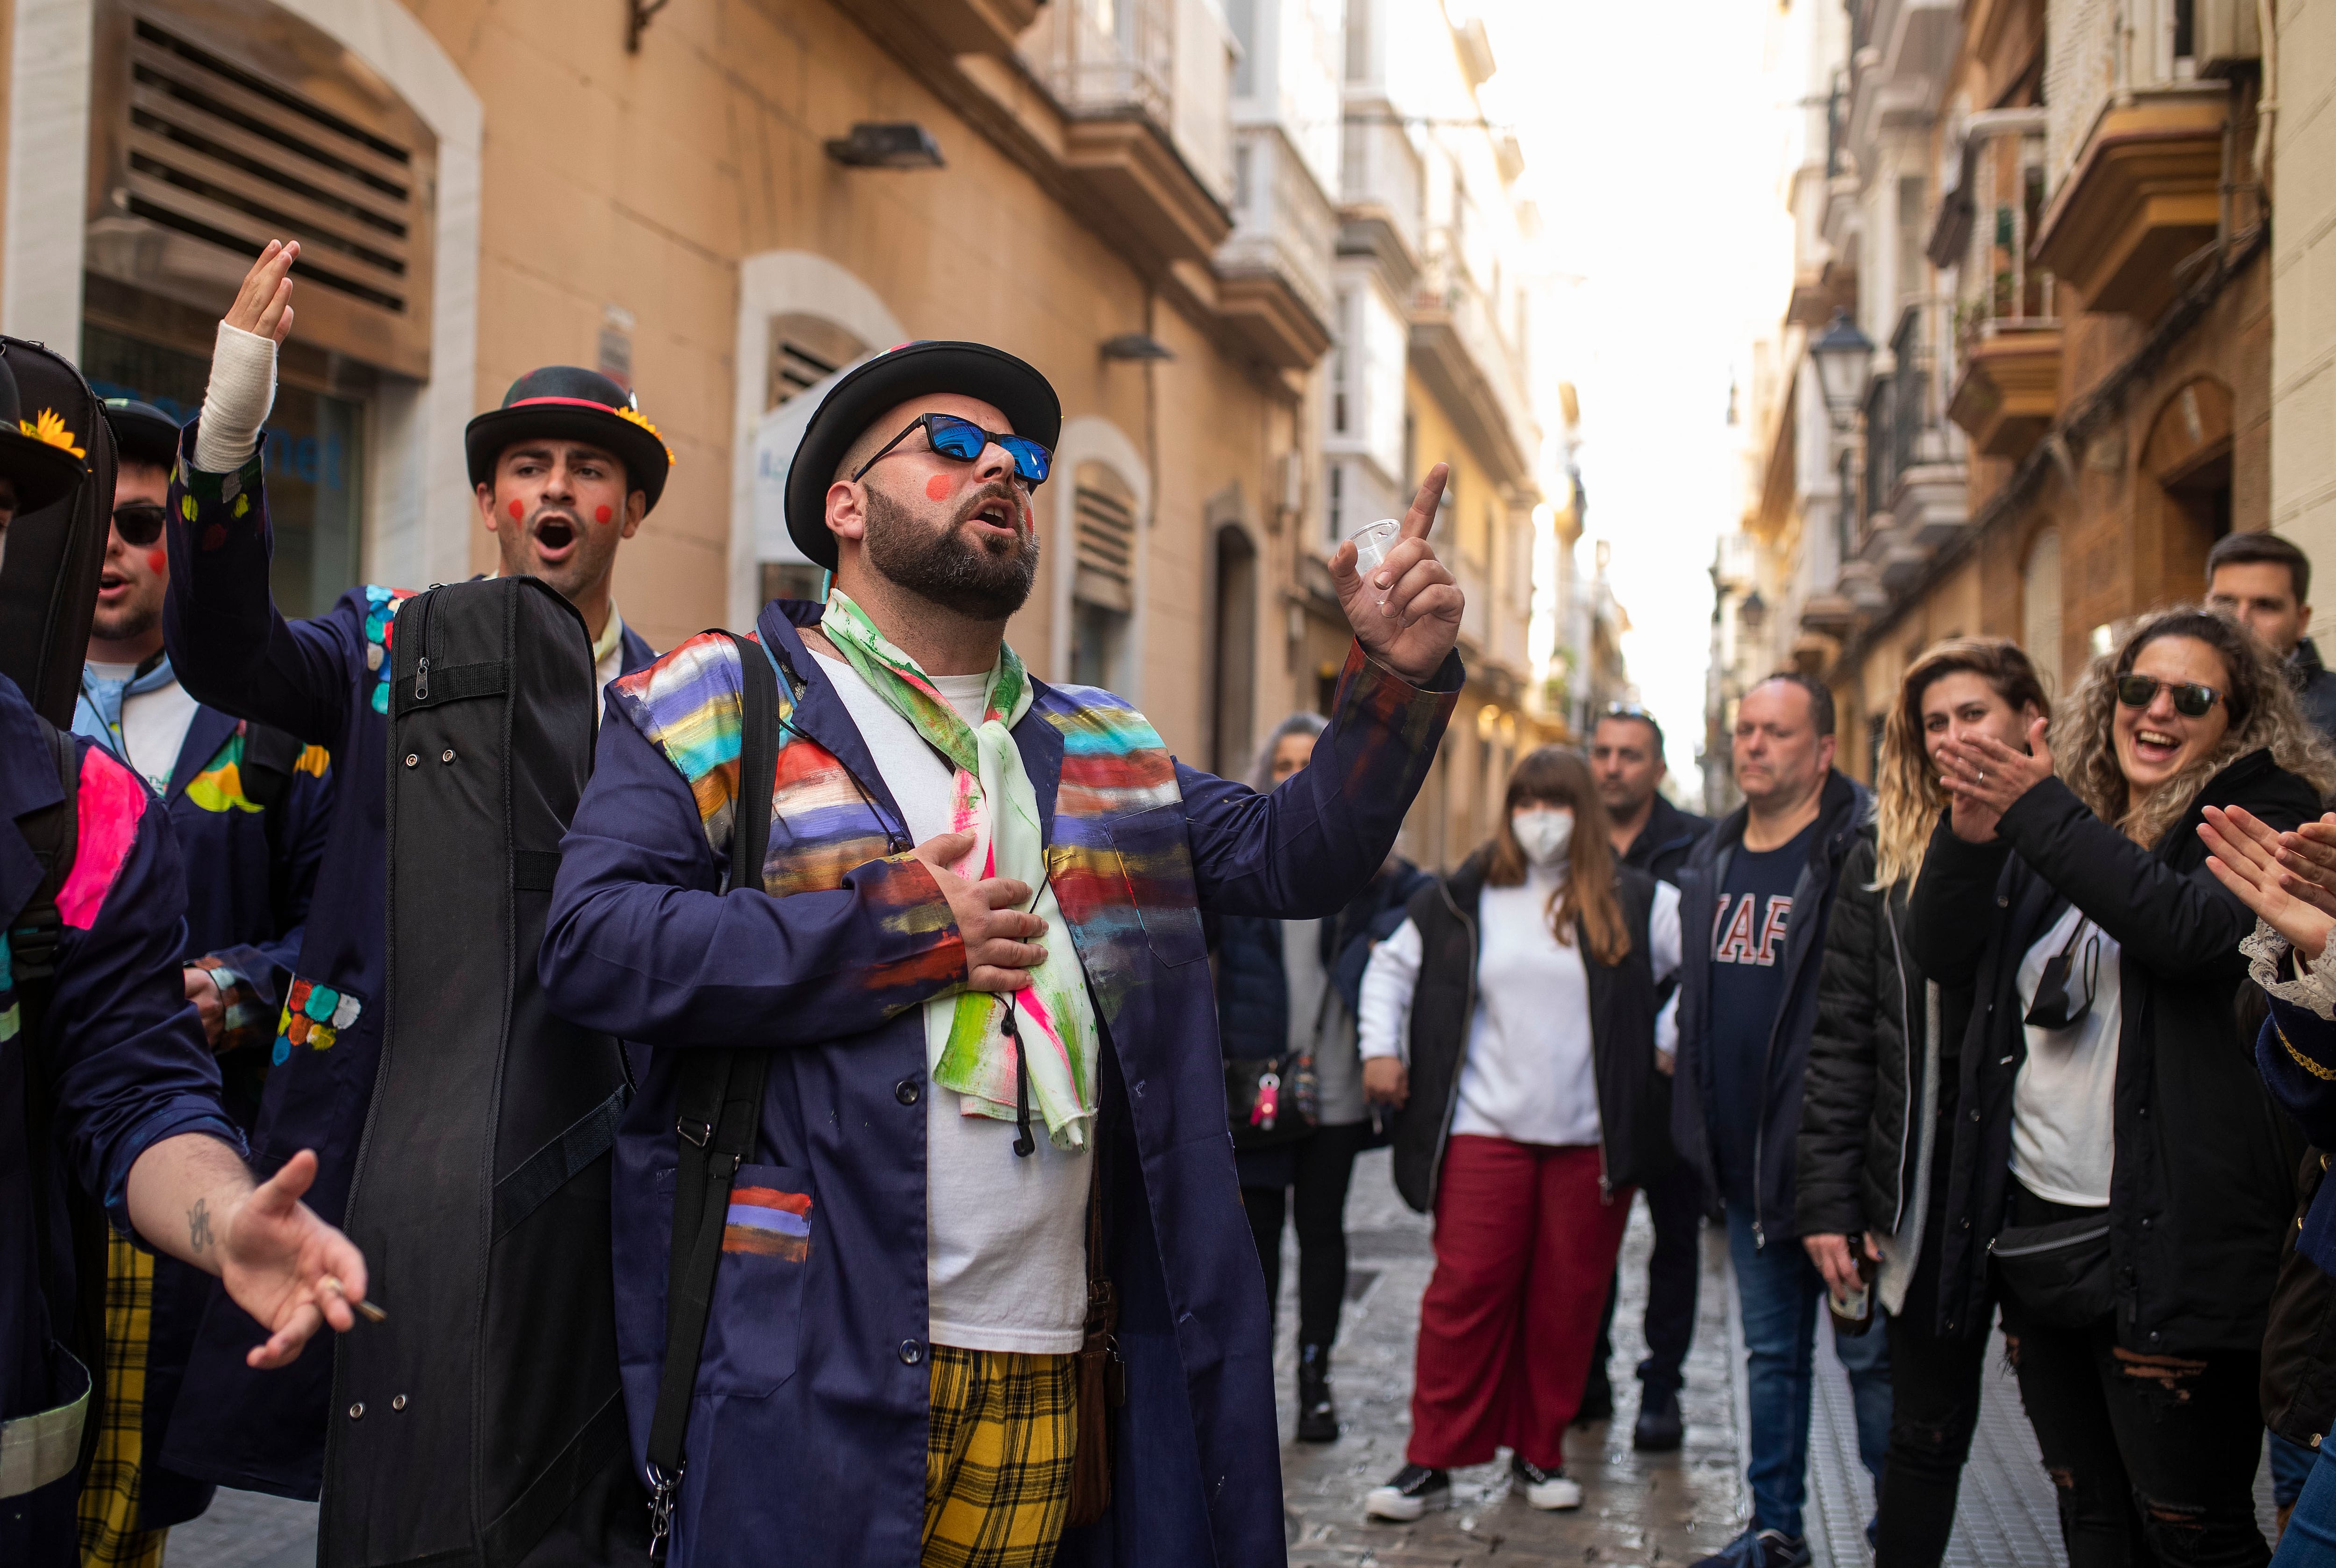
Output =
[{"x1": 1348, "y1": 518, "x2": 1403, "y2": 603}]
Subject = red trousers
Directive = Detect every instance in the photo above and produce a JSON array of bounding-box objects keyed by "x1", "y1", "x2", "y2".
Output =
[{"x1": 1406, "y1": 1135, "x2": 1633, "y2": 1470}]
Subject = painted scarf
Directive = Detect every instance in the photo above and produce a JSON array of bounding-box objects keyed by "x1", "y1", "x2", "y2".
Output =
[{"x1": 820, "y1": 590, "x2": 1099, "y2": 1149}]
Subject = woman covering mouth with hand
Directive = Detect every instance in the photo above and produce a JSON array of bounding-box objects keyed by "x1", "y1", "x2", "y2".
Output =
[{"x1": 1906, "y1": 607, "x2": 2335, "y2": 1568}]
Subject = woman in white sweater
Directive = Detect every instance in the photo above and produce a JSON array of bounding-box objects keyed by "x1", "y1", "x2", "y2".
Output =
[{"x1": 1357, "y1": 746, "x2": 1681, "y2": 1522}]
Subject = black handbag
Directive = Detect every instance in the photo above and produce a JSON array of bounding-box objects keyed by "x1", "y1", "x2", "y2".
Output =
[{"x1": 1992, "y1": 1213, "x2": 2115, "y2": 1328}]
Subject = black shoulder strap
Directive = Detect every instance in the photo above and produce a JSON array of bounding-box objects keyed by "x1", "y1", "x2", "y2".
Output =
[
  {"x1": 9, "y1": 715, "x2": 78, "y2": 986},
  {"x1": 238, "y1": 722, "x2": 306, "y2": 813},
  {"x1": 644, "y1": 631, "x2": 780, "y2": 1559}
]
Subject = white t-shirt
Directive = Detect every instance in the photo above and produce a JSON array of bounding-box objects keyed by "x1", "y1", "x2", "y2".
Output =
[
  {"x1": 2010, "y1": 904, "x2": 2122, "y2": 1207},
  {"x1": 1358, "y1": 870, "x2": 1682, "y2": 1148},
  {"x1": 810, "y1": 649, "x2": 1092, "y2": 1354},
  {"x1": 87, "y1": 660, "x2": 202, "y2": 795}
]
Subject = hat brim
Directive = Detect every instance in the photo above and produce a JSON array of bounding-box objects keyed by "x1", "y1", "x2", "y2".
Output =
[
  {"x1": 102, "y1": 406, "x2": 183, "y2": 470},
  {"x1": 783, "y1": 342, "x2": 1062, "y2": 570},
  {"x1": 464, "y1": 403, "x2": 670, "y2": 513},
  {"x1": 0, "y1": 426, "x2": 89, "y2": 513}
]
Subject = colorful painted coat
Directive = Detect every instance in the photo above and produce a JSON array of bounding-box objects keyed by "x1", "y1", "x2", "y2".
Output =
[
  {"x1": 0, "y1": 673, "x2": 242, "y2": 1566},
  {"x1": 157, "y1": 425, "x2": 654, "y2": 1496},
  {"x1": 541, "y1": 599, "x2": 1460, "y2": 1568}
]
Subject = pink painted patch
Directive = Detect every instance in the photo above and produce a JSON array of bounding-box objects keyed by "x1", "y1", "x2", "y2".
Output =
[
  {"x1": 199, "y1": 524, "x2": 227, "y2": 551},
  {"x1": 57, "y1": 747, "x2": 147, "y2": 930},
  {"x1": 925, "y1": 475, "x2": 954, "y2": 502},
  {"x1": 508, "y1": 499, "x2": 525, "y2": 521},
  {"x1": 595, "y1": 504, "x2": 613, "y2": 524},
  {"x1": 145, "y1": 548, "x2": 167, "y2": 575}
]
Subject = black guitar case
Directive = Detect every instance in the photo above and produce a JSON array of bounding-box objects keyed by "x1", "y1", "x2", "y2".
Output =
[
  {"x1": 0, "y1": 335, "x2": 113, "y2": 726},
  {"x1": 321, "y1": 576, "x2": 647, "y2": 1567}
]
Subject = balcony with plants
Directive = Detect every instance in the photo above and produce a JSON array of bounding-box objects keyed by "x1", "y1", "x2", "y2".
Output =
[{"x1": 1943, "y1": 120, "x2": 2062, "y2": 460}]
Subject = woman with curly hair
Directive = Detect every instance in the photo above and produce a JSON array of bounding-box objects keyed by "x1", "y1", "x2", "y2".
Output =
[
  {"x1": 1909, "y1": 607, "x2": 2336, "y2": 1568},
  {"x1": 1796, "y1": 638, "x2": 2047, "y2": 1566}
]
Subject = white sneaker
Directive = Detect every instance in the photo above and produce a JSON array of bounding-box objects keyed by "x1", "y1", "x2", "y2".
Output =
[
  {"x1": 1364, "y1": 1464, "x2": 1451, "y2": 1521},
  {"x1": 1511, "y1": 1454, "x2": 1583, "y2": 1510}
]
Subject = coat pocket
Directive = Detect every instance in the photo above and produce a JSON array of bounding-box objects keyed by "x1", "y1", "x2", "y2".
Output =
[
  {"x1": 693, "y1": 1163, "x2": 816, "y2": 1397},
  {"x1": 1107, "y1": 803, "x2": 1206, "y2": 967}
]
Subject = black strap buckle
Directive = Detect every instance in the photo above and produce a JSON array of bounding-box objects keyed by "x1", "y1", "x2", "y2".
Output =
[
  {"x1": 645, "y1": 1461, "x2": 683, "y2": 1561},
  {"x1": 676, "y1": 1117, "x2": 712, "y2": 1149}
]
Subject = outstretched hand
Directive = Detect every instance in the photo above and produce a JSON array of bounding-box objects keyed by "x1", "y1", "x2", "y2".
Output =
[
  {"x1": 1935, "y1": 717, "x2": 2053, "y2": 844},
  {"x1": 1329, "y1": 464, "x2": 1463, "y2": 686},
  {"x1": 217, "y1": 1149, "x2": 372, "y2": 1368},
  {"x1": 226, "y1": 240, "x2": 299, "y2": 343},
  {"x1": 2202, "y1": 805, "x2": 2336, "y2": 958}
]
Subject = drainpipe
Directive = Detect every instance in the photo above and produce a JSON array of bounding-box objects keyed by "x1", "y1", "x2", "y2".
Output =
[{"x1": 2256, "y1": 0, "x2": 2279, "y2": 202}]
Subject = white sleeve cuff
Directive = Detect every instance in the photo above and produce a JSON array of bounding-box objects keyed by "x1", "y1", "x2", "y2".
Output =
[
  {"x1": 2243, "y1": 918, "x2": 2336, "y2": 1022},
  {"x1": 191, "y1": 320, "x2": 278, "y2": 474}
]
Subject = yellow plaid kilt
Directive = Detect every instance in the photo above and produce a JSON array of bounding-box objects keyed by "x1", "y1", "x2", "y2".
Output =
[
  {"x1": 922, "y1": 1345, "x2": 1079, "y2": 1568},
  {"x1": 76, "y1": 1232, "x2": 167, "y2": 1568}
]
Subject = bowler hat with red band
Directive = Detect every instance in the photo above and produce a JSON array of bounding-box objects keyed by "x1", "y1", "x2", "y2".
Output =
[
  {"x1": 784, "y1": 340, "x2": 1060, "y2": 570},
  {"x1": 464, "y1": 366, "x2": 673, "y2": 513}
]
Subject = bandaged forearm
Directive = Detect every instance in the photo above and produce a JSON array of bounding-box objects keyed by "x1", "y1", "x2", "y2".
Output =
[{"x1": 192, "y1": 321, "x2": 278, "y2": 473}]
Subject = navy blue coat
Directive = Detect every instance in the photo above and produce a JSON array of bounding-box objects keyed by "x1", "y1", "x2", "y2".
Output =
[
  {"x1": 1670, "y1": 770, "x2": 1867, "y2": 1248},
  {"x1": 540, "y1": 601, "x2": 1460, "y2": 1568},
  {"x1": 0, "y1": 674, "x2": 242, "y2": 1565},
  {"x1": 159, "y1": 427, "x2": 653, "y2": 1495},
  {"x1": 2262, "y1": 995, "x2": 2336, "y2": 1278}
]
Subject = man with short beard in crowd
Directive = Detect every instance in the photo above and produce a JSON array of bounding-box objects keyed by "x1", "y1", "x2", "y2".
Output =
[
  {"x1": 155, "y1": 239, "x2": 660, "y2": 1503},
  {"x1": 540, "y1": 340, "x2": 1467, "y2": 1566}
]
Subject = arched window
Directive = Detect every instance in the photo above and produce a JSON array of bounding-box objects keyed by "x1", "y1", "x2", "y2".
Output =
[
  {"x1": 2023, "y1": 526, "x2": 2062, "y2": 696},
  {"x1": 758, "y1": 312, "x2": 870, "y2": 605}
]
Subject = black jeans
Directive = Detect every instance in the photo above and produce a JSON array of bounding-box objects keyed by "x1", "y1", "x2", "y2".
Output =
[
  {"x1": 1585, "y1": 1155, "x2": 1704, "y2": 1397},
  {"x1": 1873, "y1": 1148, "x2": 1991, "y2": 1568},
  {"x1": 1241, "y1": 1121, "x2": 1369, "y2": 1348},
  {"x1": 2001, "y1": 1183, "x2": 2271, "y2": 1568}
]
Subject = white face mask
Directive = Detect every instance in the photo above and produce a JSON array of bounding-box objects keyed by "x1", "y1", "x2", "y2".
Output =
[{"x1": 1511, "y1": 806, "x2": 1574, "y2": 868}]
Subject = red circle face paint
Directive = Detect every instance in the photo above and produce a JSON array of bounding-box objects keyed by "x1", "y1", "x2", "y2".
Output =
[
  {"x1": 925, "y1": 475, "x2": 954, "y2": 503},
  {"x1": 508, "y1": 499, "x2": 524, "y2": 521},
  {"x1": 145, "y1": 549, "x2": 168, "y2": 575},
  {"x1": 595, "y1": 504, "x2": 613, "y2": 525}
]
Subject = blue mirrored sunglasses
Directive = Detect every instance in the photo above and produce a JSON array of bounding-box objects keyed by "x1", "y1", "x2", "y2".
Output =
[{"x1": 851, "y1": 412, "x2": 1053, "y2": 487}]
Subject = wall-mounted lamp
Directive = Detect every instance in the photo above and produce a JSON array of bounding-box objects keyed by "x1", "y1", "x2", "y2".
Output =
[
  {"x1": 824, "y1": 123, "x2": 946, "y2": 169},
  {"x1": 1739, "y1": 590, "x2": 1768, "y2": 634},
  {"x1": 1809, "y1": 309, "x2": 1875, "y2": 431},
  {"x1": 1100, "y1": 333, "x2": 1175, "y2": 361}
]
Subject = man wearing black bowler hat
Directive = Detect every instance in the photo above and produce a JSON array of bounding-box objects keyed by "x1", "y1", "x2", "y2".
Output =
[
  {"x1": 151, "y1": 240, "x2": 662, "y2": 1502},
  {"x1": 541, "y1": 338, "x2": 1467, "y2": 1566}
]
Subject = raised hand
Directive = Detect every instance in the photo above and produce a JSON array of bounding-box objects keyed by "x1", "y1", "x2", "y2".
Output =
[
  {"x1": 1330, "y1": 463, "x2": 1463, "y2": 685},
  {"x1": 226, "y1": 240, "x2": 299, "y2": 343},
  {"x1": 912, "y1": 830, "x2": 1048, "y2": 992},
  {"x1": 1937, "y1": 716, "x2": 2053, "y2": 844},
  {"x1": 2276, "y1": 816, "x2": 2336, "y2": 922},
  {"x1": 2201, "y1": 804, "x2": 2336, "y2": 958}
]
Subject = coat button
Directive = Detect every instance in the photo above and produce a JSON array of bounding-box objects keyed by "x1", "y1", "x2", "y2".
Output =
[
  {"x1": 2140, "y1": 1218, "x2": 2151, "y2": 1231},
  {"x1": 403, "y1": 754, "x2": 418, "y2": 768},
  {"x1": 440, "y1": 748, "x2": 456, "y2": 764},
  {"x1": 899, "y1": 1339, "x2": 925, "y2": 1366},
  {"x1": 1959, "y1": 1217, "x2": 1971, "y2": 1231},
  {"x1": 2137, "y1": 1105, "x2": 2148, "y2": 1118},
  {"x1": 391, "y1": 1394, "x2": 407, "y2": 1412},
  {"x1": 1997, "y1": 895, "x2": 2009, "y2": 908},
  {"x1": 1970, "y1": 1108, "x2": 1982, "y2": 1122},
  {"x1": 2315, "y1": 1434, "x2": 2324, "y2": 1449},
  {"x1": 896, "y1": 1078, "x2": 921, "y2": 1106},
  {"x1": 349, "y1": 1402, "x2": 365, "y2": 1419}
]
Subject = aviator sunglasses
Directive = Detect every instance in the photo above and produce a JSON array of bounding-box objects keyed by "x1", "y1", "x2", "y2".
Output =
[
  {"x1": 851, "y1": 412, "x2": 1053, "y2": 488},
  {"x1": 2113, "y1": 674, "x2": 2221, "y2": 718},
  {"x1": 111, "y1": 500, "x2": 168, "y2": 546}
]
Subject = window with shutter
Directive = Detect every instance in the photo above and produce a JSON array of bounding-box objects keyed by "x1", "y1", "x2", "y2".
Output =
[
  {"x1": 1070, "y1": 463, "x2": 1138, "y2": 688},
  {"x1": 768, "y1": 314, "x2": 869, "y2": 411},
  {"x1": 87, "y1": 0, "x2": 439, "y2": 380}
]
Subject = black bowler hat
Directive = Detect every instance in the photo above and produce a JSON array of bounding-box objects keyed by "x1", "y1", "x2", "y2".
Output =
[
  {"x1": 0, "y1": 348, "x2": 90, "y2": 513},
  {"x1": 101, "y1": 398, "x2": 184, "y2": 469},
  {"x1": 784, "y1": 341, "x2": 1061, "y2": 570},
  {"x1": 463, "y1": 366, "x2": 673, "y2": 513}
]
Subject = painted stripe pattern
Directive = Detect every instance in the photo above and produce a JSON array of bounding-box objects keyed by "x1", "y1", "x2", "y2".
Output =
[{"x1": 722, "y1": 1185, "x2": 813, "y2": 1260}]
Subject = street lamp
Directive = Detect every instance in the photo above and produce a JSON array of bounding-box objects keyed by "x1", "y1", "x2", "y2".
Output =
[
  {"x1": 1809, "y1": 309, "x2": 1875, "y2": 431},
  {"x1": 1738, "y1": 590, "x2": 1767, "y2": 635}
]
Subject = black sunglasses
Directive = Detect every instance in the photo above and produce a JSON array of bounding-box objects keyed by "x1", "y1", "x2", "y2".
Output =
[
  {"x1": 2114, "y1": 674, "x2": 2220, "y2": 718},
  {"x1": 850, "y1": 412, "x2": 1052, "y2": 488},
  {"x1": 111, "y1": 501, "x2": 168, "y2": 546}
]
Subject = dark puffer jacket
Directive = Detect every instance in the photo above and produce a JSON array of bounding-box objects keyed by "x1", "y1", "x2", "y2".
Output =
[
  {"x1": 1908, "y1": 750, "x2": 2319, "y2": 1351},
  {"x1": 1215, "y1": 857, "x2": 1430, "y2": 1060},
  {"x1": 1795, "y1": 830, "x2": 1973, "y2": 1244},
  {"x1": 1387, "y1": 851, "x2": 1673, "y2": 1212}
]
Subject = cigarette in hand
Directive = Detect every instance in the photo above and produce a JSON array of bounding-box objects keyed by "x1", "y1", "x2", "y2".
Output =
[{"x1": 321, "y1": 1274, "x2": 387, "y2": 1323}]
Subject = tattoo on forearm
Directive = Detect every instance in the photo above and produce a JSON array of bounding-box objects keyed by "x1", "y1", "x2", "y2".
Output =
[{"x1": 188, "y1": 1198, "x2": 213, "y2": 1254}]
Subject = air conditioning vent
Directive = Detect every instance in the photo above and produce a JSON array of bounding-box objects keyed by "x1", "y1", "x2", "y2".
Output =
[{"x1": 87, "y1": 0, "x2": 438, "y2": 378}]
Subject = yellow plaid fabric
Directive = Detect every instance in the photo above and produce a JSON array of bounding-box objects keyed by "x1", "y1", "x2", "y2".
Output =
[
  {"x1": 922, "y1": 1345, "x2": 1079, "y2": 1568},
  {"x1": 76, "y1": 1233, "x2": 167, "y2": 1568}
]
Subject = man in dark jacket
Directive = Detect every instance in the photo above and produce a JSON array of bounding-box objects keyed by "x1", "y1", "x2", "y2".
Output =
[
  {"x1": 1584, "y1": 704, "x2": 1711, "y2": 1450},
  {"x1": 2207, "y1": 531, "x2": 2336, "y2": 742},
  {"x1": 1672, "y1": 675, "x2": 1887, "y2": 1568}
]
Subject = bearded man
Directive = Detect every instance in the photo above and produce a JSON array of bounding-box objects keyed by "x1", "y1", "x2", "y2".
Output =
[{"x1": 540, "y1": 341, "x2": 1465, "y2": 1568}]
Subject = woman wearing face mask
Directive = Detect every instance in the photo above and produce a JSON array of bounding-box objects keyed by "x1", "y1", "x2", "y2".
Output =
[
  {"x1": 1218, "y1": 711, "x2": 1431, "y2": 1443},
  {"x1": 1909, "y1": 608, "x2": 2336, "y2": 1568},
  {"x1": 1355, "y1": 746, "x2": 1681, "y2": 1522},
  {"x1": 1795, "y1": 639, "x2": 2046, "y2": 1566}
]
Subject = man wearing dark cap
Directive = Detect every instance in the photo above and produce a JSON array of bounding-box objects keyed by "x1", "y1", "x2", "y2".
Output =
[
  {"x1": 152, "y1": 240, "x2": 661, "y2": 1501},
  {"x1": 541, "y1": 339, "x2": 1465, "y2": 1567},
  {"x1": 0, "y1": 341, "x2": 372, "y2": 1568}
]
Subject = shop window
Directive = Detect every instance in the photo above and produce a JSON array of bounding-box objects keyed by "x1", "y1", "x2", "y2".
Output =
[{"x1": 1071, "y1": 464, "x2": 1138, "y2": 687}]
